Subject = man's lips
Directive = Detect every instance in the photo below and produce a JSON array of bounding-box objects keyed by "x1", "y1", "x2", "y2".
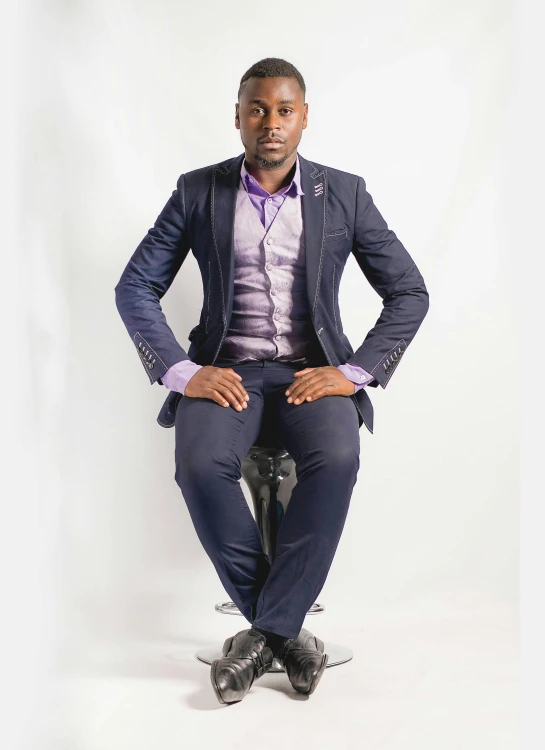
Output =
[{"x1": 260, "y1": 140, "x2": 284, "y2": 148}]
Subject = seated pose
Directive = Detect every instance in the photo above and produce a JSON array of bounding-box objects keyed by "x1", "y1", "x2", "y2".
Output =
[{"x1": 115, "y1": 57, "x2": 429, "y2": 705}]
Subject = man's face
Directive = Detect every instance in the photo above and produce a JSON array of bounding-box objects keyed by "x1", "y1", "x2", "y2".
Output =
[{"x1": 235, "y1": 76, "x2": 308, "y2": 169}]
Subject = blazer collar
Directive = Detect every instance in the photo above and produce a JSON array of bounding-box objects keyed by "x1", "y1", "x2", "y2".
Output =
[{"x1": 211, "y1": 152, "x2": 326, "y2": 326}]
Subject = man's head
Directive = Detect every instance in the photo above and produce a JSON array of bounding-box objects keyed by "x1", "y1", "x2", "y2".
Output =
[{"x1": 236, "y1": 58, "x2": 308, "y2": 170}]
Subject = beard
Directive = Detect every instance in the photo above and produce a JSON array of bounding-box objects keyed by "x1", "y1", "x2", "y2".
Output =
[
  {"x1": 252, "y1": 152, "x2": 291, "y2": 170},
  {"x1": 241, "y1": 134, "x2": 300, "y2": 171}
]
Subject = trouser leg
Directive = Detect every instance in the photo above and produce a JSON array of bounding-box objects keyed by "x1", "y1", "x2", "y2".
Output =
[
  {"x1": 174, "y1": 364, "x2": 269, "y2": 624},
  {"x1": 251, "y1": 364, "x2": 361, "y2": 638}
]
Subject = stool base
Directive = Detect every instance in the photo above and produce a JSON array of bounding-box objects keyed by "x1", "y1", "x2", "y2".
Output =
[{"x1": 214, "y1": 600, "x2": 324, "y2": 616}]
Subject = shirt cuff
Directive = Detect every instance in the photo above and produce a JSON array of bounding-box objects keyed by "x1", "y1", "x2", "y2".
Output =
[
  {"x1": 337, "y1": 363, "x2": 376, "y2": 392},
  {"x1": 160, "y1": 359, "x2": 203, "y2": 394}
]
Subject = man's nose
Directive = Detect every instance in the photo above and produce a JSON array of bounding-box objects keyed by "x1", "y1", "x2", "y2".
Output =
[{"x1": 263, "y1": 113, "x2": 281, "y2": 130}]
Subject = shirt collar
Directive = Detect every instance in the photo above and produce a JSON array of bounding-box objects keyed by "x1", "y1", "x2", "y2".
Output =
[{"x1": 240, "y1": 153, "x2": 305, "y2": 197}]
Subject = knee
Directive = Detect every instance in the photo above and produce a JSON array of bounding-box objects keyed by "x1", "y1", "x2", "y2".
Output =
[
  {"x1": 175, "y1": 442, "x2": 240, "y2": 488},
  {"x1": 323, "y1": 442, "x2": 359, "y2": 472},
  {"x1": 299, "y1": 440, "x2": 359, "y2": 475}
]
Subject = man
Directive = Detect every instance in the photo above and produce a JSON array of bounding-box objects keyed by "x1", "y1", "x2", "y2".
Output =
[{"x1": 115, "y1": 58, "x2": 429, "y2": 705}]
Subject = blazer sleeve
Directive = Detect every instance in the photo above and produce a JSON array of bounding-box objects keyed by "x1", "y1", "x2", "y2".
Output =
[
  {"x1": 114, "y1": 174, "x2": 192, "y2": 385},
  {"x1": 346, "y1": 175, "x2": 429, "y2": 388}
]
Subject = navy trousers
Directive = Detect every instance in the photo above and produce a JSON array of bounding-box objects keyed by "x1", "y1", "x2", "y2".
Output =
[{"x1": 174, "y1": 359, "x2": 361, "y2": 638}]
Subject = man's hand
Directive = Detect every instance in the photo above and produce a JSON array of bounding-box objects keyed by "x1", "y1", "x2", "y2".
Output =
[
  {"x1": 285, "y1": 366, "x2": 355, "y2": 404},
  {"x1": 185, "y1": 366, "x2": 249, "y2": 411}
]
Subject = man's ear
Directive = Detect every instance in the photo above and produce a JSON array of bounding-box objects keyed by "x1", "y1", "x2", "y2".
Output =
[
  {"x1": 302, "y1": 102, "x2": 308, "y2": 130},
  {"x1": 235, "y1": 103, "x2": 240, "y2": 129}
]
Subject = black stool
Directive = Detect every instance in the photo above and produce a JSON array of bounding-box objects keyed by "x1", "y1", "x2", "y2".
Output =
[{"x1": 195, "y1": 403, "x2": 354, "y2": 672}]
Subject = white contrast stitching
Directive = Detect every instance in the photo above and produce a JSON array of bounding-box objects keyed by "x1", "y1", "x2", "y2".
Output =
[
  {"x1": 332, "y1": 264, "x2": 338, "y2": 333},
  {"x1": 133, "y1": 332, "x2": 168, "y2": 369},
  {"x1": 157, "y1": 392, "x2": 183, "y2": 428},
  {"x1": 210, "y1": 168, "x2": 227, "y2": 343},
  {"x1": 206, "y1": 259, "x2": 211, "y2": 333},
  {"x1": 312, "y1": 170, "x2": 327, "y2": 315},
  {"x1": 133, "y1": 331, "x2": 169, "y2": 383},
  {"x1": 370, "y1": 339, "x2": 406, "y2": 375},
  {"x1": 383, "y1": 363, "x2": 398, "y2": 386},
  {"x1": 379, "y1": 341, "x2": 407, "y2": 386}
]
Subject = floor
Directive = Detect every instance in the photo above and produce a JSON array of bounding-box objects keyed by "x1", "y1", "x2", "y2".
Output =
[{"x1": 46, "y1": 604, "x2": 519, "y2": 750}]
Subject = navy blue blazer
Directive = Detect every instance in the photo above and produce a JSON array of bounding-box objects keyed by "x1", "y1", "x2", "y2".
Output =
[{"x1": 115, "y1": 151, "x2": 429, "y2": 434}]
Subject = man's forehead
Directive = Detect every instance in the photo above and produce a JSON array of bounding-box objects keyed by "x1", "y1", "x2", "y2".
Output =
[{"x1": 240, "y1": 77, "x2": 303, "y2": 101}]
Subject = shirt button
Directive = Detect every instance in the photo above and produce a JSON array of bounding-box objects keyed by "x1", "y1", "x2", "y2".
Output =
[
  {"x1": 271, "y1": 290, "x2": 276, "y2": 296},
  {"x1": 266, "y1": 238, "x2": 273, "y2": 244},
  {"x1": 266, "y1": 262, "x2": 272, "y2": 270},
  {"x1": 267, "y1": 197, "x2": 272, "y2": 203}
]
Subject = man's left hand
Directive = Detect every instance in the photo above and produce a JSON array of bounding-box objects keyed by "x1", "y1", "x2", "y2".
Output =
[{"x1": 285, "y1": 366, "x2": 355, "y2": 404}]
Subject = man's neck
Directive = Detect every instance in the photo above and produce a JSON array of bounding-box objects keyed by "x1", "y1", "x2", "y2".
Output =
[{"x1": 243, "y1": 154, "x2": 297, "y2": 194}]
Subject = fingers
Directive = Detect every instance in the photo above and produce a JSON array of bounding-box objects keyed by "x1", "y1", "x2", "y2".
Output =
[
  {"x1": 212, "y1": 368, "x2": 249, "y2": 411},
  {"x1": 221, "y1": 369, "x2": 249, "y2": 403},
  {"x1": 286, "y1": 370, "x2": 323, "y2": 403},
  {"x1": 285, "y1": 367, "x2": 318, "y2": 396},
  {"x1": 286, "y1": 369, "x2": 336, "y2": 404},
  {"x1": 288, "y1": 384, "x2": 330, "y2": 404},
  {"x1": 292, "y1": 367, "x2": 316, "y2": 377}
]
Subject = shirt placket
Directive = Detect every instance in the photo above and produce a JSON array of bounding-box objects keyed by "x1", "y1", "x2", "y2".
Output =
[
  {"x1": 243, "y1": 174, "x2": 296, "y2": 360},
  {"x1": 262, "y1": 227, "x2": 282, "y2": 358}
]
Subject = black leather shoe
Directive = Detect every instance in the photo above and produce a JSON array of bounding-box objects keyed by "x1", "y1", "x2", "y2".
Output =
[
  {"x1": 277, "y1": 627, "x2": 329, "y2": 695},
  {"x1": 210, "y1": 628, "x2": 274, "y2": 705}
]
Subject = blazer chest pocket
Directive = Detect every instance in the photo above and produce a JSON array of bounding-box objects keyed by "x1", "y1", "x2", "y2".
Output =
[
  {"x1": 325, "y1": 228, "x2": 350, "y2": 263},
  {"x1": 326, "y1": 228, "x2": 347, "y2": 239},
  {"x1": 325, "y1": 228, "x2": 349, "y2": 253}
]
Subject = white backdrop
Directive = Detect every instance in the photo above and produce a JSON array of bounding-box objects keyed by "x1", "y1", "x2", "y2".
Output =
[{"x1": 4, "y1": 0, "x2": 531, "y2": 748}]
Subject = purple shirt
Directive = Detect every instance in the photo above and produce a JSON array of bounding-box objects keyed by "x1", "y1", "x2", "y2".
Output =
[{"x1": 161, "y1": 155, "x2": 375, "y2": 394}]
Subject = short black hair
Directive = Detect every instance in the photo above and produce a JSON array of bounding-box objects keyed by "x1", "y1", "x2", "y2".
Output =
[{"x1": 238, "y1": 58, "x2": 306, "y2": 101}]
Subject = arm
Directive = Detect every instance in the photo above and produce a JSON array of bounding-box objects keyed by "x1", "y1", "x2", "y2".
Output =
[
  {"x1": 346, "y1": 176, "x2": 429, "y2": 388},
  {"x1": 114, "y1": 174, "x2": 192, "y2": 384}
]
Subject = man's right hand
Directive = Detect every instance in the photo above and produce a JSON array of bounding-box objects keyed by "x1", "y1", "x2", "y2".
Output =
[{"x1": 184, "y1": 366, "x2": 250, "y2": 411}]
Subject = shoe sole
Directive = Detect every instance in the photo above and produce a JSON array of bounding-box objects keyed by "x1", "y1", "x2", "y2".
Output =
[
  {"x1": 303, "y1": 652, "x2": 329, "y2": 695},
  {"x1": 210, "y1": 660, "x2": 227, "y2": 704}
]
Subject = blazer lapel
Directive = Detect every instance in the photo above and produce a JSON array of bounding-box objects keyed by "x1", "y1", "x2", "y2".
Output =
[
  {"x1": 211, "y1": 153, "x2": 244, "y2": 328},
  {"x1": 298, "y1": 152, "x2": 326, "y2": 320},
  {"x1": 210, "y1": 151, "x2": 326, "y2": 328}
]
